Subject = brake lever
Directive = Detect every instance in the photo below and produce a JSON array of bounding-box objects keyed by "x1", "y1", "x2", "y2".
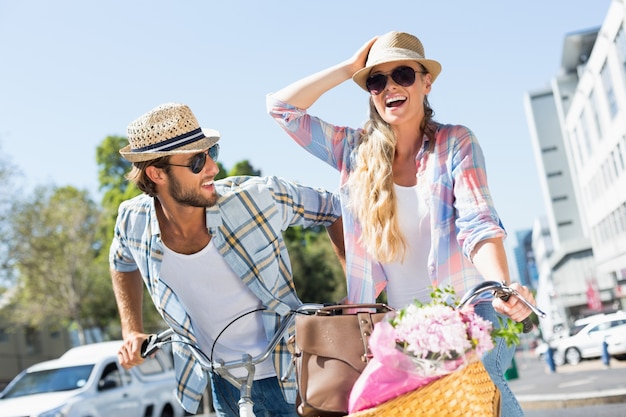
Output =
[
  {"x1": 495, "y1": 289, "x2": 535, "y2": 333},
  {"x1": 459, "y1": 281, "x2": 546, "y2": 334},
  {"x1": 141, "y1": 333, "x2": 160, "y2": 358}
]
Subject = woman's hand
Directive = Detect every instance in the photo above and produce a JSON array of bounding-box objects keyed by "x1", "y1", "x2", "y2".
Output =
[
  {"x1": 492, "y1": 283, "x2": 537, "y2": 323},
  {"x1": 346, "y1": 36, "x2": 378, "y2": 74}
]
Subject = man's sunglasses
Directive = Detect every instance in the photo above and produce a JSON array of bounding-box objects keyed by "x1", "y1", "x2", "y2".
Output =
[
  {"x1": 166, "y1": 144, "x2": 220, "y2": 174},
  {"x1": 365, "y1": 66, "x2": 426, "y2": 95}
]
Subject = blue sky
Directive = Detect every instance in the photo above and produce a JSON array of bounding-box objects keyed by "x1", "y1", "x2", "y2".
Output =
[{"x1": 0, "y1": 1, "x2": 612, "y2": 253}]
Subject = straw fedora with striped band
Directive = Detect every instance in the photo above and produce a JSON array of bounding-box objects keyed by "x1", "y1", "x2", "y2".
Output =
[
  {"x1": 120, "y1": 102, "x2": 220, "y2": 162},
  {"x1": 352, "y1": 31, "x2": 442, "y2": 92}
]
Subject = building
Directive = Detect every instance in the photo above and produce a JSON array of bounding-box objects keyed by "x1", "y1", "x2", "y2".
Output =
[
  {"x1": 524, "y1": 0, "x2": 626, "y2": 338},
  {"x1": 513, "y1": 229, "x2": 538, "y2": 289}
]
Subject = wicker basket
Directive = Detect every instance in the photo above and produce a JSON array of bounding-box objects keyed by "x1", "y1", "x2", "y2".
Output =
[{"x1": 347, "y1": 360, "x2": 501, "y2": 417}]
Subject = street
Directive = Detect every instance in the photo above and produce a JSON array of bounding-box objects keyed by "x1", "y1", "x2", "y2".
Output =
[{"x1": 509, "y1": 351, "x2": 626, "y2": 416}]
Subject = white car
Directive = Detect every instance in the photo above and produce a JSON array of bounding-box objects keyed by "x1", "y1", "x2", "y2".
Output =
[
  {"x1": 553, "y1": 311, "x2": 626, "y2": 366},
  {"x1": 0, "y1": 341, "x2": 185, "y2": 417}
]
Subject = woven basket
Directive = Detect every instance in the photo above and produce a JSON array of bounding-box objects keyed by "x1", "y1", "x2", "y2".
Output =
[{"x1": 347, "y1": 360, "x2": 501, "y2": 417}]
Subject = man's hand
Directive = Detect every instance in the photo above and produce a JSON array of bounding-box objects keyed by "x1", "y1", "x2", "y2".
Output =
[{"x1": 118, "y1": 331, "x2": 150, "y2": 369}]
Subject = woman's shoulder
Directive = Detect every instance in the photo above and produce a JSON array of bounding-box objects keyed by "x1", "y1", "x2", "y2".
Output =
[{"x1": 435, "y1": 123, "x2": 475, "y2": 138}]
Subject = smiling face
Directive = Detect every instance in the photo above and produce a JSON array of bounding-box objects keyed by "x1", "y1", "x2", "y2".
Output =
[
  {"x1": 369, "y1": 60, "x2": 432, "y2": 130},
  {"x1": 148, "y1": 149, "x2": 221, "y2": 208}
]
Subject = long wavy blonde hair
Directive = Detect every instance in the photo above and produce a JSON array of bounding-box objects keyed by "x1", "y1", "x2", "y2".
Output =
[{"x1": 346, "y1": 95, "x2": 437, "y2": 263}]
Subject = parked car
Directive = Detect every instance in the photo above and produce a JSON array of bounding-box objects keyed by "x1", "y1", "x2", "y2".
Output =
[
  {"x1": 552, "y1": 311, "x2": 626, "y2": 366},
  {"x1": 0, "y1": 341, "x2": 185, "y2": 417}
]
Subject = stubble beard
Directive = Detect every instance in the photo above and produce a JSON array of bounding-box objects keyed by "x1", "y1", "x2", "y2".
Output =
[{"x1": 168, "y1": 174, "x2": 218, "y2": 208}]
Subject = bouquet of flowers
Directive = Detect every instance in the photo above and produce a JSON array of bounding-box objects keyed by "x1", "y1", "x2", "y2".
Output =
[{"x1": 348, "y1": 287, "x2": 521, "y2": 416}]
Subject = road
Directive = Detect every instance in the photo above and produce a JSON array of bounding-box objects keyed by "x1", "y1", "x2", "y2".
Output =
[{"x1": 509, "y1": 351, "x2": 626, "y2": 416}]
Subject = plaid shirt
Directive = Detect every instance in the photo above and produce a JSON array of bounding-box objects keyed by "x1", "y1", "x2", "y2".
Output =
[
  {"x1": 109, "y1": 175, "x2": 341, "y2": 412},
  {"x1": 267, "y1": 95, "x2": 506, "y2": 305}
]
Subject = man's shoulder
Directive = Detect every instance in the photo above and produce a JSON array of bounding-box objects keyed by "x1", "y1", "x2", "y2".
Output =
[
  {"x1": 119, "y1": 193, "x2": 154, "y2": 212},
  {"x1": 215, "y1": 175, "x2": 290, "y2": 193}
]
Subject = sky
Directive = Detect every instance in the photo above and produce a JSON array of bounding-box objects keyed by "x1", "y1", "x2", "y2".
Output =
[{"x1": 0, "y1": 1, "x2": 614, "y2": 261}]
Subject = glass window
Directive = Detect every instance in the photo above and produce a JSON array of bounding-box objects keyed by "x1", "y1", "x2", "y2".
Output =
[
  {"x1": 2, "y1": 365, "x2": 94, "y2": 398},
  {"x1": 601, "y1": 60, "x2": 618, "y2": 118},
  {"x1": 136, "y1": 354, "x2": 165, "y2": 376},
  {"x1": 589, "y1": 89, "x2": 603, "y2": 138},
  {"x1": 616, "y1": 25, "x2": 626, "y2": 73}
]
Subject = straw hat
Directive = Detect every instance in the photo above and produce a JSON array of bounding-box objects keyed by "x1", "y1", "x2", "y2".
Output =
[
  {"x1": 120, "y1": 102, "x2": 221, "y2": 162},
  {"x1": 352, "y1": 31, "x2": 442, "y2": 92}
]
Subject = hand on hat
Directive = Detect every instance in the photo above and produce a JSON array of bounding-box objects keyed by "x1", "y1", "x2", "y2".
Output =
[{"x1": 346, "y1": 36, "x2": 379, "y2": 76}]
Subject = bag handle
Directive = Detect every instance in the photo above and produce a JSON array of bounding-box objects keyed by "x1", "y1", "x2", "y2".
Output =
[{"x1": 314, "y1": 303, "x2": 394, "y2": 316}]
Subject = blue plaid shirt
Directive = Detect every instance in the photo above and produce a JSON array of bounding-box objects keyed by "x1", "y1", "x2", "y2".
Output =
[{"x1": 109, "y1": 175, "x2": 341, "y2": 412}]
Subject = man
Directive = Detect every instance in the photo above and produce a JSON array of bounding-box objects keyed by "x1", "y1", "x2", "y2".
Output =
[{"x1": 110, "y1": 102, "x2": 343, "y2": 417}]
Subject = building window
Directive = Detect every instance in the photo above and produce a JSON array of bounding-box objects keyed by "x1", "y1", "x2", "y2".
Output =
[
  {"x1": 541, "y1": 145, "x2": 558, "y2": 153},
  {"x1": 552, "y1": 195, "x2": 568, "y2": 202},
  {"x1": 25, "y1": 327, "x2": 41, "y2": 355},
  {"x1": 613, "y1": 147, "x2": 624, "y2": 177},
  {"x1": 580, "y1": 109, "x2": 594, "y2": 155},
  {"x1": 616, "y1": 25, "x2": 626, "y2": 74},
  {"x1": 0, "y1": 328, "x2": 8, "y2": 343},
  {"x1": 547, "y1": 171, "x2": 563, "y2": 178},
  {"x1": 557, "y1": 220, "x2": 573, "y2": 227},
  {"x1": 589, "y1": 89, "x2": 603, "y2": 138},
  {"x1": 601, "y1": 60, "x2": 618, "y2": 118}
]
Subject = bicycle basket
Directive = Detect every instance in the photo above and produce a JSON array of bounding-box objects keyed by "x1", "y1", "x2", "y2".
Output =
[{"x1": 346, "y1": 360, "x2": 501, "y2": 417}]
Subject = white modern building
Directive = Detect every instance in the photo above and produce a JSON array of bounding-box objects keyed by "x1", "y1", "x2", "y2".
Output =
[{"x1": 524, "y1": 0, "x2": 626, "y2": 339}]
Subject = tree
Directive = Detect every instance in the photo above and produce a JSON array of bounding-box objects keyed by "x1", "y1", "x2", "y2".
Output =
[
  {"x1": 95, "y1": 136, "x2": 141, "y2": 256},
  {"x1": 285, "y1": 226, "x2": 346, "y2": 303},
  {"x1": 0, "y1": 142, "x2": 22, "y2": 285},
  {"x1": 7, "y1": 186, "x2": 113, "y2": 343},
  {"x1": 228, "y1": 160, "x2": 261, "y2": 177}
]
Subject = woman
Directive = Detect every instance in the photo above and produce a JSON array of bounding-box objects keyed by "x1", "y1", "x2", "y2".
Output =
[{"x1": 267, "y1": 31, "x2": 535, "y2": 416}]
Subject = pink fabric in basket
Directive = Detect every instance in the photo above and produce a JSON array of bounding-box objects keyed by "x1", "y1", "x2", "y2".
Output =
[{"x1": 348, "y1": 320, "x2": 442, "y2": 413}]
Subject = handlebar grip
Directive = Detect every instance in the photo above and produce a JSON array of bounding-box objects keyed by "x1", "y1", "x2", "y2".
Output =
[
  {"x1": 141, "y1": 334, "x2": 159, "y2": 358},
  {"x1": 499, "y1": 293, "x2": 534, "y2": 334},
  {"x1": 520, "y1": 317, "x2": 533, "y2": 333}
]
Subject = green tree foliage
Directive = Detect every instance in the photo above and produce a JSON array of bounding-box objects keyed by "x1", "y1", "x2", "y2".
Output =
[
  {"x1": 7, "y1": 186, "x2": 113, "y2": 343},
  {"x1": 0, "y1": 142, "x2": 23, "y2": 285},
  {"x1": 285, "y1": 226, "x2": 346, "y2": 303},
  {"x1": 228, "y1": 160, "x2": 262, "y2": 177},
  {"x1": 95, "y1": 136, "x2": 141, "y2": 258}
]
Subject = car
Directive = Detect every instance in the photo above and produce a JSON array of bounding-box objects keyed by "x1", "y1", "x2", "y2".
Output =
[
  {"x1": 552, "y1": 311, "x2": 626, "y2": 366},
  {"x1": 0, "y1": 340, "x2": 185, "y2": 417}
]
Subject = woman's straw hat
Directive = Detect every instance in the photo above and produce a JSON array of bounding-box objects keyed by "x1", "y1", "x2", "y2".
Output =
[
  {"x1": 120, "y1": 102, "x2": 220, "y2": 162},
  {"x1": 352, "y1": 31, "x2": 442, "y2": 92}
]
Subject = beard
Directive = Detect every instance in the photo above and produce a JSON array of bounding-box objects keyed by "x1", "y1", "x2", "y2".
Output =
[{"x1": 168, "y1": 173, "x2": 218, "y2": 207}]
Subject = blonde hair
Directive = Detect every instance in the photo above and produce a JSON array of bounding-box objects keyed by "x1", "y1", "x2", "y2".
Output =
[{"x1": 347, "y1": 95, "x2": 437, "y2": 263}]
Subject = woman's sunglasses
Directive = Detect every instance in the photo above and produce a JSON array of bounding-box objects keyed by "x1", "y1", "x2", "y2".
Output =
[
  {"x1": 166, "y1": 144, "x2": 220, "y2": 174},
  {"x1": 365, "y1": 66, "x2": 426, "y2": 95}
]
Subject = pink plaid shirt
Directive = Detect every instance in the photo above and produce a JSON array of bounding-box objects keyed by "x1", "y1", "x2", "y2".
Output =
[{"x1": 267, "y1": 94, "x2": 507, "y2": 304}]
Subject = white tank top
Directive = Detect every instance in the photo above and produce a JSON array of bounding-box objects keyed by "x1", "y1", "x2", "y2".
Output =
[
  {"x1": 382, "y1": 183, "x2": 432, "y2": 308},
  {"x1": 160, "y1": 240, "x2": 275, "y2": 379}
]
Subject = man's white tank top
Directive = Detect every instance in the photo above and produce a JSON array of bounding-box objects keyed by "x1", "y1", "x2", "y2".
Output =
[{"x1": 160, "y1": 239, "x2": 275, "y2": 379}]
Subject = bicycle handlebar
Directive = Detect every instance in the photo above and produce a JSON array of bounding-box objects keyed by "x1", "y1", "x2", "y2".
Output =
[
  {"x1": 141, "y1": 328, "x2": 174, "y2": 358},
  {"x1": 458, "y1": 280, "x2": 546, "y2": 333}
]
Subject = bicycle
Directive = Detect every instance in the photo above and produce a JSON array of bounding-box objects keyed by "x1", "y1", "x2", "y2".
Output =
[
  {"x1": 142, "y1": 281, "x2": 545, "y2": 417},
  {"x1": 141, "y1": 303, "x2": 325, "y2": 417}
]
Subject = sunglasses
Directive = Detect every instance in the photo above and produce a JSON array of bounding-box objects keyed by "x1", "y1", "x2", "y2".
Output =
[
  {"x1": 365, "y1": 66, "x2": 426, "y2": 95},
  {"x1": 166, "y1": 144, "x2": 220, "y2": 174}
]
